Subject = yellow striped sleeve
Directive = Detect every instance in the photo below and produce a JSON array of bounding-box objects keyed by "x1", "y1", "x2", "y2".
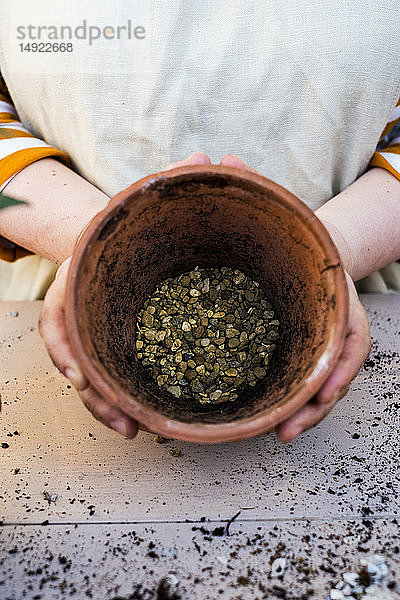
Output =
[
  {"x1": 368, "y1": 96, "x2": 400, "y2": 182},
  {"x1": 0, "y1": 75, "x2": 71, "y2": 262},
  {"x1": 0, "y1": 235, "x2": 32, "y2": 261},
  {"x1": 0, "y1": 79, "x2": 71, "y2": 190}
]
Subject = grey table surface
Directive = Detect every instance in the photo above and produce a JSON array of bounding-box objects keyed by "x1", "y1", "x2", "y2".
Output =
[{"x1": 0, "y1": 295, "x2": 399, "y2": 600}]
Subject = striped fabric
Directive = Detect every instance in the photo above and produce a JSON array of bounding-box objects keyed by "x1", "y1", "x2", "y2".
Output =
[
  {"x1": 0, "y1": 77, "x2": 70, "y2": 193},
  {"x1": 0, "y1": 76, "x2": 71, "y2": 261},
  {"x1": 368, "y1": 98, "x2": 400, "y2": 180}
]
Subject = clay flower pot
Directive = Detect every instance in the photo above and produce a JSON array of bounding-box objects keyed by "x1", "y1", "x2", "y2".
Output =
[{"x1": 65, "y1": 165, "x2": 348, "y2": 443}]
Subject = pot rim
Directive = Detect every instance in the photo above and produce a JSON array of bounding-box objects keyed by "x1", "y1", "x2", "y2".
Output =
[{"x1": 65, "y1": 164, "x2": 349, "y2": 443}]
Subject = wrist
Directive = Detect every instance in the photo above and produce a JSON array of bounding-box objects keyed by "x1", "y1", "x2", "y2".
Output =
[
  {"x1": 316, "y1": 215, "x2": 355, "y2": 280},
  {"x1": 1, "y1": 158, "x2": 110, "y2": 265},
  {"x1": 64, "y1": 195, "x2": 110, "y2": 262},
  {"x1": 315, "y1": 169, "x2": 400, "y2": 282}
]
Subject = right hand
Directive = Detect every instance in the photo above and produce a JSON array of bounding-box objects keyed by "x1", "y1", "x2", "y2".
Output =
[{"x1": 38, "y1": 152, "x2": 212, "y2": 438}]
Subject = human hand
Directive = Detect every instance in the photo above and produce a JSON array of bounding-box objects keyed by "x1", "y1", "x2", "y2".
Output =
[
  {"x1": 38, "y1": 152, "x2": 212, "y2": 438},
  {"x1": 218, "y1": 153, "x2": 372, "y2": 442},
  {"x1": 39, "y1": 256, "x2": 139, "y2": 438},
  {"x1": 275, "y1": 271, "x2": 371, "y2": 441}
]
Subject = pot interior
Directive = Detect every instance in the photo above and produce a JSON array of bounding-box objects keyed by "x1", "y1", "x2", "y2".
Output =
[{"x1": 76, "y1": 171, "x2": 340, "y2": 424}]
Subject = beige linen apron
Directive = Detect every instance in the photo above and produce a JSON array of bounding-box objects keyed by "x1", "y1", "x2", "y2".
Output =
[{"x1": 1, "y1": 0, "x2": 400, "y2": 298}]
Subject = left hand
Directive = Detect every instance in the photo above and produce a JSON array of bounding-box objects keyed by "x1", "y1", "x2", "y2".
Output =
[{"x1": 218, "y1": 153, "x2": 372, "y2": 442}]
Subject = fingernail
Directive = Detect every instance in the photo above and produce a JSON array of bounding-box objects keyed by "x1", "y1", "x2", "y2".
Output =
[
  {"x1": 331, "y1": 390, "x2": 341, "y2": 405},
  {"x1": 279, "y1": 434, "x2": 294, "y2": 443},
  {"x1": 65, "y1": 367, "x2": 86, "y2": 391},
  {"x1": 110, "y1": 419, "x2": 129, "y2": 437},
  {"x1": 294, "y1": 428, "x2": 305, "y2": 438},
  {"x1": 284, "y1": 427, "x2": 303, "y2": 442}
]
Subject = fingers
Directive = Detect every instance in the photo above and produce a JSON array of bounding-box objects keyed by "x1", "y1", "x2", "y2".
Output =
[
  {"x1": 275, "y1": 277, "x2": 371, "y2": 443},
  {"x1": 163, "y1": 152, "x2": 259, "y2": 175},
  {"x1": 163, "y1": 152, "x2": 211, "y2": 171},
  {"x1": 316, "y1": 282, "x2": 371, "y2": 405},
  {"x1": 219, "y1": 154, "x2": 259, "y2": 174},
  {"x1": 79, "y1": 385, "x2": 138, "y2": 439},
  {"x1": 316, "y1": 329, "x2": 370, "y2": 406},
  {"x1": 39, "y1": 257, "x2": 89, "y2": 391},
  {"x1": 40, "y1": 257, "x2": 138, "y2": 438},
  {"x1": 275, "y1": 385, "x2": 349, "y2": 442}
]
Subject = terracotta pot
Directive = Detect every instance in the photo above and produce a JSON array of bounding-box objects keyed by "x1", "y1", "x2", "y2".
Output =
[{"x1": 65, "y1": 165, "x2": 348, "y2": 443}]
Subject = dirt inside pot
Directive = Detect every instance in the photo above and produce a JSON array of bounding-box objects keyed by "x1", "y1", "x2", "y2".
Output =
[{"x1": 73, "y1": 171, "x2": 340, "y2": 424}]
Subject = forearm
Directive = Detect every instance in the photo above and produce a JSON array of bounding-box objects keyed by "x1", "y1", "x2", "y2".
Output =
[
  {"x1": 316, "y1": 167, "x2": 400, "y2": 281},
  {"x1": 0, "y1": 158, "x2": 109, "y2": 264}
]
